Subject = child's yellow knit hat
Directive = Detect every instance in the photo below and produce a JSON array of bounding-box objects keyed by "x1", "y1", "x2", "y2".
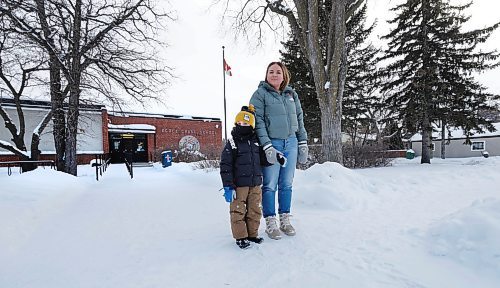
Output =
[{"x1": 234, "y1": 105, "x2": 256, "y2": 128}]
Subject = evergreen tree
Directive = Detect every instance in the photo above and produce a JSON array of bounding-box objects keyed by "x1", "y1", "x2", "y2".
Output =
[
  {"x1": 381, "y1": 0, "x2": 499, "y2": 164},
  {"x1": 280, "y1": 4, "x2": 381, "y2": 145},
  {"x1": 342, "y1": 6, "x2": 381, "y2": 145}
]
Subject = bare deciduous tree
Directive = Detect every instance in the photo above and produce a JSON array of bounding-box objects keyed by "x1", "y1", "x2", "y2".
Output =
[
  {"x1": 1, "y1": 0, "x2": 174, "y2": 175},
  {"x1": 0, "y1": 24, "x2": 52, "y2": 172}
]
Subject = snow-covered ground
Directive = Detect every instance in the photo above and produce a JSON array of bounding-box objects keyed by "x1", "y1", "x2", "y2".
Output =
[{"x1": 1, "y1": 157, "x2": 499, "y2": 288}]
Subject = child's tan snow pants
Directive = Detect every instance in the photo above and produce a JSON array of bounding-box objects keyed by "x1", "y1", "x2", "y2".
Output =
[{"x1": 230, "y1": 186, "x2": 262, "y2": 239}]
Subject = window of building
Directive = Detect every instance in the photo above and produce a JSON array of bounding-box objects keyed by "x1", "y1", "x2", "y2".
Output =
[
  {"x1": 471, "y1": 141, "x2": 485, "y2": 151},
  {"x1": 431, "y1": 143, "x2": 435, "y2": 151}
]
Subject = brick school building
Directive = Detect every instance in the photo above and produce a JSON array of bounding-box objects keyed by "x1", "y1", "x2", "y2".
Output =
[{"x1": 0, "y1": 99, "x2": 222, "y2": 164}]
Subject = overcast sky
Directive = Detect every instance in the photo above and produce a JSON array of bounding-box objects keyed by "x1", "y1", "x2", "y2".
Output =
[{"x1": 142, "y1": 0, "x2": 500, "y2": 134}]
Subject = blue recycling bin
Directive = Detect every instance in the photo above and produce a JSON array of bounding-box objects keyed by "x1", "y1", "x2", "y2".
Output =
[{"x1": 161, "y1": 150, "x2": 173, "y2": 168}]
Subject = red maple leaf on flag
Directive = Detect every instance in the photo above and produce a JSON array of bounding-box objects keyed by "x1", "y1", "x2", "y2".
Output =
[{"x1": 223, "y1": 59, "x2": 232, "y2": 76}]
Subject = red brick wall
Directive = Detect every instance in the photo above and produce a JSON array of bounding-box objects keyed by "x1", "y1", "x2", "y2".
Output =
[
  {"x1": 108, "y1": 115, "x2": 223, "y2": 160},
  {"x1": 76, "y1": 154, "x2": 98, "y2": 164},
  {"x1": 147, "y1": 133, "x2": 155, "y2": 162},
  {"x1": 0, "y1": 155, "x2": 26, "y2": 163},
  {"x1": 101, "y1": 109, "x2": 109, "y2": 153}
]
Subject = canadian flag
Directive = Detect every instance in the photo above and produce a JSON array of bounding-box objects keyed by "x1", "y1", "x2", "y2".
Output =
[{"x1": 223, "y1": 59, "x2": 232, "y2": 76}]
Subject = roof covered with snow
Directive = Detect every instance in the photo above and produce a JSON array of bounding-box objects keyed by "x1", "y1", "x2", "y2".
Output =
[
  {"x1": 408, "y1": 122, "x2": 500, "y2": 142},
  {"x1": 109, "y1": 111, "x2": 220, "y2": 122},
  {"x1": 0, "y1": 98, "x2": 104, "y2": 112},
  {"x1": 108, "y1": 124, "x2": 156, "y2": 134}
]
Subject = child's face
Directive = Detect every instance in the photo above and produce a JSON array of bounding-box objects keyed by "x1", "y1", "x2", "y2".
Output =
[{"x1": 236, "y1": 121, "x2": 250, "y2": 126}]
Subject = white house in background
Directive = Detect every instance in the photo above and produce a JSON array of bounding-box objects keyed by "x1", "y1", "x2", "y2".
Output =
[{"x1": 405, "y1": 123, "x2": 500, "y2": 158}]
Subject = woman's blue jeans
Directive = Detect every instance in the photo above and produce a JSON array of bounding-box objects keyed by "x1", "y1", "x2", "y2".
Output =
[{"x1": 262, "y1": 136, "x2": 298, "y2": 218}]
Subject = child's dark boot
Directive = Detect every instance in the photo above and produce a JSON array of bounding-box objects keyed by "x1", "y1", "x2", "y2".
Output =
[
  {"x1": 236, "y1": 238, "x2": 251, "y2": 249},
  {"x1": 247, "y1": 237, "x2": 264, "y2": 244}
]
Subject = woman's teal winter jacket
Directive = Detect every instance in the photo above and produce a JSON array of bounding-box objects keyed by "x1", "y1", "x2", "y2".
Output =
[{"x1": 250, "y1": 81, "x2": 308, "y2": 147}]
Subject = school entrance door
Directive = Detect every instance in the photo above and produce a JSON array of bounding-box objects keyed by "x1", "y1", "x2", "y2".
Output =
[{"x1": 109, "y1": 133, "x2": 148, "y2": 163}]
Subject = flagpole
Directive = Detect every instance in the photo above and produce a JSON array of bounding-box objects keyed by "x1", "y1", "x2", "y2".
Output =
[{"x1": 222, "y1": 46, "x2": 228, "y2": 142}]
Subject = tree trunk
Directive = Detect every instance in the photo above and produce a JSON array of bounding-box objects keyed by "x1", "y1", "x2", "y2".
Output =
[
  {"x1": 64, "y1": 0, "x2": 82, "y2": 176},
  {"x1": 65, "y1": 87, "x2": 80, "y2": 175},
  {"x1": 320, "y1": 95, "x2": 342, "y2": 163},
  {"x1": 420, "y1": 0, "x2": 432, "y2": 164},
  {"x1": 0, "y1": 106, "x2": 26, "y2": 151},
  {"x1": 320, "y1": 89, "x2": 344, "y2": 164},
  {"x1": 309, "y1": 0, "x2": 347, "y2": 165},
  {"x1": 441, "y1": 121, "x2": 446, "y2": 159},
  {"x1": 24, "y1": 110, "x2": 53, "y2": 173},
  {"x1": 421, "y1": 112, "x2": 432, "y2": 164},
  {"x1": 50, "y1": 65, "x2": 66, "y2": 172},
  {"x1": 22, "y1": 151, "x2": 38, "y2": 172},
  {"x1": 35, "y1": 0, "x2": 66, "y2": 171}
]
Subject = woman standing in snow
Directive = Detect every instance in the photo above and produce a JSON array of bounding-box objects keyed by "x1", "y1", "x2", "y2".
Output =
[{"x1": 249, "y1": 61, "x2": 308, "y2": 240}]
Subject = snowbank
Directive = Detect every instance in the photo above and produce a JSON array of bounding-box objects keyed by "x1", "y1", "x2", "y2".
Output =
[
  {"x1": 294, "y1": 162, "x2": 377, "y2": 211},
  {"x1": 0, "y1": 168, "x2": 85, "y2": 259},
  {"x1": 426, "y1": 198, "x2": 500, "y2": 271}
]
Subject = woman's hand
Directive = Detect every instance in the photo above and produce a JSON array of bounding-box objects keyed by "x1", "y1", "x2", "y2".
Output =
[
  {"x1": 298, "y1": 141, "x2": 308, "y2": 164},
  {"x1": 263, "y1": 144, "x2": 278, "y2": 164}
]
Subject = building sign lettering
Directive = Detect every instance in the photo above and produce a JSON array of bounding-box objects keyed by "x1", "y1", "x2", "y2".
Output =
[{"x1": 161, "y1": 128, "x2": 216, "y2": 136}]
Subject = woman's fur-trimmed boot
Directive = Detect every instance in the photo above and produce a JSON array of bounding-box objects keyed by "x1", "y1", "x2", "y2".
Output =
[
  {"x1": 279, "y1": 213, "x2": 296, "y2": 236},
  {"x1": 265, "y1": 216, "x2": 282, "y2": 240}
]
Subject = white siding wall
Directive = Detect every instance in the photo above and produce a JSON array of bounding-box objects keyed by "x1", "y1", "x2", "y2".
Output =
[
  {"x1": 0, "y1": 106, "x2": 103, "y2": 154},
  {"x1": 410, "y1": 137, "x2": 500, "y2": 158}
]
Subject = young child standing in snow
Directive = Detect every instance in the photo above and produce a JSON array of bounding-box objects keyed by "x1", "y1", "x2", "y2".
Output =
[{"x1": 220, "y1": 105, "x2": 266, "y2": 249}]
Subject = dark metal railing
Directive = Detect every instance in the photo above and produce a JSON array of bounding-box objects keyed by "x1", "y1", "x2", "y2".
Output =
[
  {"x1": 93, "y1": 153, "x2": 111, "y2": 181},
  {"x1": 0, "y1": 160, "x2": 55, "y2": 176},
  {"x1": 124, "y1": 157, "x2": 133, "y2": 179}
]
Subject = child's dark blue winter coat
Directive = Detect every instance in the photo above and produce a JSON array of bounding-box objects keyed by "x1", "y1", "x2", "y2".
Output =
[{"x1": 220, "y1": 127, "x2": 263, "y2": 188}]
